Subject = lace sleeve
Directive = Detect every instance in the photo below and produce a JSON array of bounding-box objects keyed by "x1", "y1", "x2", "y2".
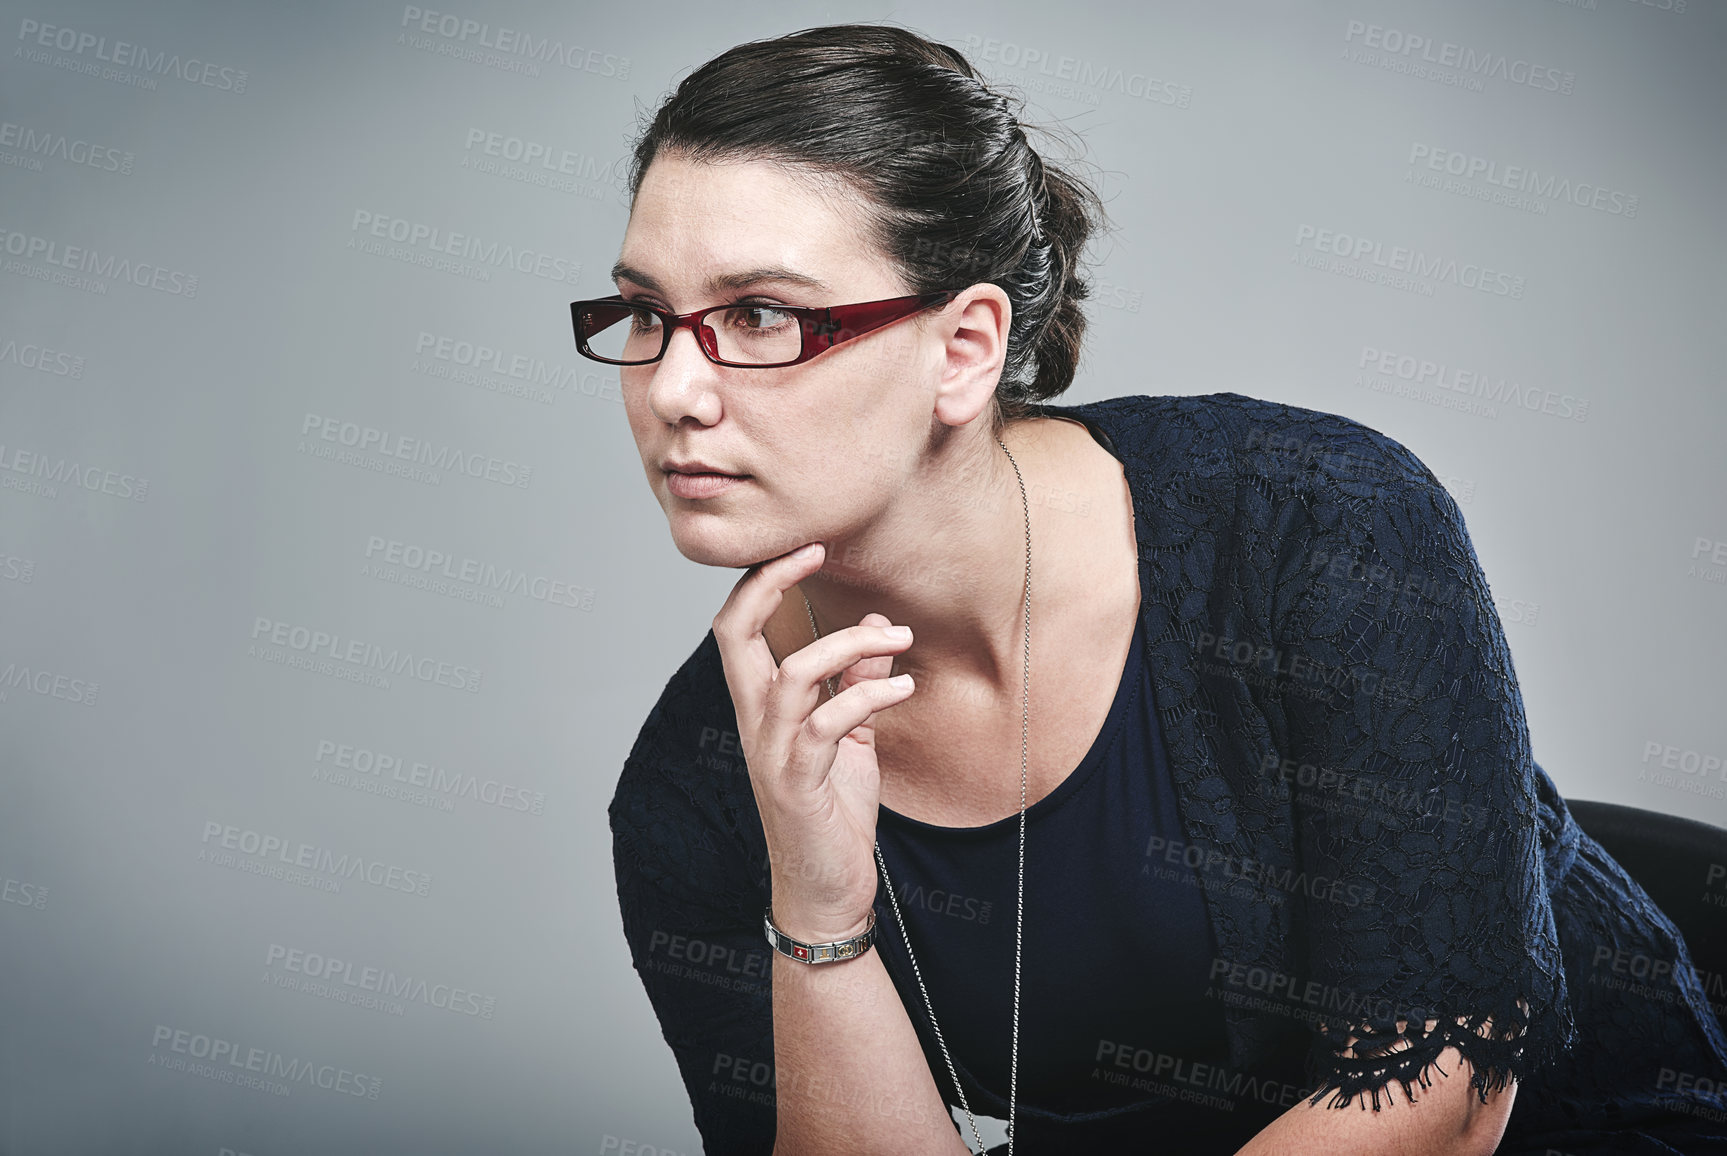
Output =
[
  {"x1": 610, "y1": 751, "x2": 777, "y2": 1153},
  {"x1": 1256, "y1": 428, "x2": 1577, "y2": 1112}
]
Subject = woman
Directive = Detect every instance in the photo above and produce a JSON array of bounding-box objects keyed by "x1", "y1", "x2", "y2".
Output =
[{"x1": 596, "y1": 23, "x2": 1727, "y2": 1155}]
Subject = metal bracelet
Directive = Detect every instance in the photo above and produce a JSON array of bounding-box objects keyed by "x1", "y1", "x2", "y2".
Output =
[{"x1": 763, "y1": 907, "x2": 877, "y2": 964}]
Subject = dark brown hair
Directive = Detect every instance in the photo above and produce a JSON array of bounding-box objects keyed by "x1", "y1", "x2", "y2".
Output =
[{"x1": 627, "y1": 23, "x2": 1106, "y2": 431}]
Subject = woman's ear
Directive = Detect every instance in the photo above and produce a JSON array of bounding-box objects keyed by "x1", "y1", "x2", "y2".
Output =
[{"x1": 931, "y1": 284, "x2": 1011, "y2": 429}]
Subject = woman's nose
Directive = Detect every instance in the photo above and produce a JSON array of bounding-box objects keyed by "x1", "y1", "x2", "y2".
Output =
[{"x1": 645, "y1": 324, "x2": 723, "y2": 424}]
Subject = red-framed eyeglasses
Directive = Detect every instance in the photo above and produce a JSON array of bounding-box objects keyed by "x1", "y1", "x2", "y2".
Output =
[{"x1": 569, "y1": 289, "x2": 962, "y2": 369}]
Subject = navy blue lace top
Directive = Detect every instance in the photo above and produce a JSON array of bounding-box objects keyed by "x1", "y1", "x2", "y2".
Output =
[{"x1": 610, "y1": 392, "x2": 1727, "y2": 1154}]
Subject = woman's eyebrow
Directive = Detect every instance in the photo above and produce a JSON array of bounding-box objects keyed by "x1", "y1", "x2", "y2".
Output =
[
  {"x1": 610, "y1": 262, "x2": 831, "y2": 295},
  {"x1": 708, "y1": 268, "x2": 832, "y2": 294}
]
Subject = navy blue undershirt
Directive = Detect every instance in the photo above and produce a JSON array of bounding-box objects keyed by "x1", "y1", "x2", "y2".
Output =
[{"x1": 871, "y1": 608, "x2": 1236, "y2": 1134}]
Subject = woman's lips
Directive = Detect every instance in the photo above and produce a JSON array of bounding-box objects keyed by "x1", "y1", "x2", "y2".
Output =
[{"x1": 666, "y1": 470, "x2": 750, "y2": 499}]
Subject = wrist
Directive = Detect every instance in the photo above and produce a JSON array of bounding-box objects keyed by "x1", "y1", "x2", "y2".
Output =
[{"x1": 767, "y1": 881, "x2": 878, "y2": 943}]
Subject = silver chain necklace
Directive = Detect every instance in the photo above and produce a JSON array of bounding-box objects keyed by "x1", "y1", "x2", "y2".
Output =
[{"x1": 801, "y1": 434, "x2": 1032, "y2": 1156}]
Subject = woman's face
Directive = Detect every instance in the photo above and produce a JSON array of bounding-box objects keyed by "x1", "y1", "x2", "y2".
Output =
[{"x1": 613, "y1": 152, "x2": 953, "y2": 570}]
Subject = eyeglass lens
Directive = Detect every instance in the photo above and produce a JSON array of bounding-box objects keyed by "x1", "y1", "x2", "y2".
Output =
[{"x1": 577, "y1": 302, "x2": 803, "y2": 365}]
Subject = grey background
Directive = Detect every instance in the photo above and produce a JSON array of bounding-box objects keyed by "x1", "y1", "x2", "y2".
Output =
[{"x1": 0, "y1": 0, "x2": 1722, "y2": 1153}]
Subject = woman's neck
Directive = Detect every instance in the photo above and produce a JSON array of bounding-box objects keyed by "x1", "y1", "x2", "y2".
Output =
[{"x1": 766, "y1": 414, "x2": 1114, "y2": 702}]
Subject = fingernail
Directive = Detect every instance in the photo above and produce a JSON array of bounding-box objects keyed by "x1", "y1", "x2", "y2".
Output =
[
  {"x1": 889, "y1": 674, "x2": 913, "y2": 689},
  {"x1": 794, "y1": 543, "x2": 821, "y2": 559},
  {"x1": 885, "y1": 625, "x2": 912, "y2": 640}
]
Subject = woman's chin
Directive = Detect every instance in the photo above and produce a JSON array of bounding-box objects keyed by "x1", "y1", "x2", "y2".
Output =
[{"x1": 668, "y1": 527, "x2": 789, "y2": 570}]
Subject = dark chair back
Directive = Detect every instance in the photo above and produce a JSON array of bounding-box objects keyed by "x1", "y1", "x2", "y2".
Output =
[{"x1": 1566, "y1": 799, "x2": 1727, "y2": 1011}]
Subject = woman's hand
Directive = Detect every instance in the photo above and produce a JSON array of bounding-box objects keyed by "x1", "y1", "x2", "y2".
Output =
[{"x1": 712, "y1": 542, "x2": 916, "y2": 944}]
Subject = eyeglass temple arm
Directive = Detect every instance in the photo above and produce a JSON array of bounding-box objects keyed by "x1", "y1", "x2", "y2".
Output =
[{"x1": 805, "y1": 291, "x2": 961, "y2": 351}]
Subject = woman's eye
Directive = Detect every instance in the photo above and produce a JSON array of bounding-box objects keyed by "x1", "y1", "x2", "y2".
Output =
[{"x1": 728, "y1": 306, "x2": 793, "y2": 332}]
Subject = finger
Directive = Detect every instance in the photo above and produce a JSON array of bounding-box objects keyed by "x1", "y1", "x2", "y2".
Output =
[
  {"x1": 712, "y1": 542, "x2": 828, "y2": 729},
  {"x1": 777, "y1": 620, "x2": 913, "y2": 701},
  {"x1": 832, "y1": 612, "x2": 901, "y2": 695},
  {"x1": 768, "y1": 620, "x2": 913, "y2": 739},
  {"x1": 790, "y1": 671, "x2": 916, "y2": 783}
]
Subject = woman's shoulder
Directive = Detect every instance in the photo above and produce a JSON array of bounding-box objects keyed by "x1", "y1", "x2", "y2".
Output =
[{"x1": 1048, "y1": 390, "x2": 1440, "y2": 498}]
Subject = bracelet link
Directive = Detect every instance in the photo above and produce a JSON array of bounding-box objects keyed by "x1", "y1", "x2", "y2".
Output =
[{"x1": 763, "y1": 906, "x2": 877, "y2": 965}]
